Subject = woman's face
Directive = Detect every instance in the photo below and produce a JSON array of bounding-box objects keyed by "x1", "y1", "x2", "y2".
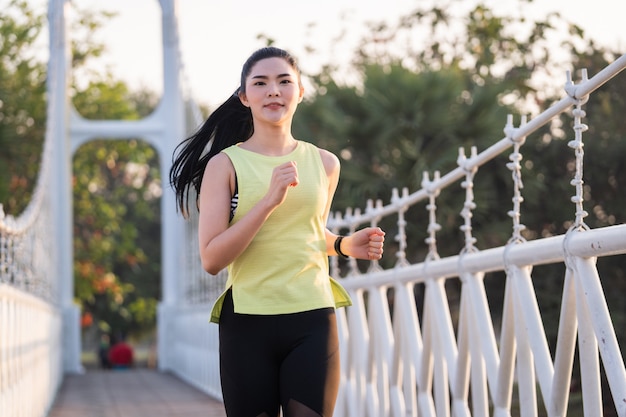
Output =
[{"x1": 239, "y1": 57, "x2": 304, "y2": 126}]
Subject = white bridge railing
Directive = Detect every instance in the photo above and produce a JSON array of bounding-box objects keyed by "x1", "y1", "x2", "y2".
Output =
[
  {"x1": 169, "y1": 55, "x2": 626, "y2": 417},
  {"x1": 0, "y1": 5, "x2": 68, "y2": 413},
  {"x1": 0, "y1": 63, "x2": 63, "y2": 417},
  {"x1": 324, "y1": 55, "x2": 626, "y2": 417}
]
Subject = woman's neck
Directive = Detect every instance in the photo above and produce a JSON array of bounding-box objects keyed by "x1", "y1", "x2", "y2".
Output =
[{"x1": 243, "y1": 125, "x2": 298, "y2": 156}]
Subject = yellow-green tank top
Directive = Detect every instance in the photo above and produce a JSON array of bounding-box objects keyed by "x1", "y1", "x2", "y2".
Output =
[{"x1": 209, "y1": 140, "x2": 351, "y2": 323}]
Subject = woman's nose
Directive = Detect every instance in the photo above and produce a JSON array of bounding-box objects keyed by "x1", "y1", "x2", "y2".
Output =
[{"x1": 267, "y1": 83, "x2": 280, "y2": 96}]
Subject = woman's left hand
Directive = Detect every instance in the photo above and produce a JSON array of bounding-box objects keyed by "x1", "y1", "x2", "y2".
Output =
[{"x1": 344, "y1": 227, "x2": 385, "y2": 260}]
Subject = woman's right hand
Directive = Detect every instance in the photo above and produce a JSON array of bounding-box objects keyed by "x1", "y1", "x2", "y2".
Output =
[{"x1": 264, "y1": 161, "x2": 299, "y2": 207}]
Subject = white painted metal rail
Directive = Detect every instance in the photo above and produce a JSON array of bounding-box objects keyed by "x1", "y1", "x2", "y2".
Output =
[
  {"x1": 0, "y1": 284, "x2": 62, "y2": 417},
  {"x1": 0, "y1": 5, "x2": 63, "y2": 411},
  {"x1": 322, "y1": 54, "x2": 626, "y2": 417}
]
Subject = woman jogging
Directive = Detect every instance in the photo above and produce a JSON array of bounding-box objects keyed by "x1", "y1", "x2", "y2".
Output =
[{"x1": 170, "y1": 46, "x2": 385, "y2": 417}]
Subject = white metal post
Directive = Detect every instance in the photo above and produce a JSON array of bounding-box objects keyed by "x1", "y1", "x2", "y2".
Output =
[
  {"x1": 156, "y1": 0, "x2": 186, "y2": 371},
  {"x1": 47, "y1": 0, "x2": 82, "y2": 374}
]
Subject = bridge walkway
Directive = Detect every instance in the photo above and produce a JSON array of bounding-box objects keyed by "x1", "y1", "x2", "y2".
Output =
[{"x1": 47, "y1": 369, "x2": 226, "y2": 417}]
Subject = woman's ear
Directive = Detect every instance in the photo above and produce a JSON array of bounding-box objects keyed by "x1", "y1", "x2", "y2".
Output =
[
  {"x1": 238, "y1": 91, "x2": 250, "y2": 107},
  {"x1": 297, "y1": 85, "x2": 304, "y2": 103}
]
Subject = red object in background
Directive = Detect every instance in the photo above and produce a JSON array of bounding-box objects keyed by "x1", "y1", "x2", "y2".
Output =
[
  {"x1": 80, "y1": 312, "x2": 93, "y2": 328},
  {"x1": 108, "y1": 342, "x2": 134, "y2": 368}
]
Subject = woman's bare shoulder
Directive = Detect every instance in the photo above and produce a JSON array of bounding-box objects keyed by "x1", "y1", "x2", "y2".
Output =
[
  {"x1": 201, "y1": 152, "x2": 236, "y2": 193},
  {"x1": 317, "y1": 147, "x2": 339, "y2": 167}
]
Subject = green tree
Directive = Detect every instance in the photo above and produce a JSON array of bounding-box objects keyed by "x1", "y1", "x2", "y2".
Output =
[
  {"x1": 66, "y1": 3, "x2": 163, "y2": 339},
  {"x1": 295, "y1": 1, "x2": 581, "y2": 261},
  {"x1": 72, "y1": 74, "x2": 162, "y2": 339},
  {"x1": 0, "y1": 0, "x2": 47, "y2": 215}
]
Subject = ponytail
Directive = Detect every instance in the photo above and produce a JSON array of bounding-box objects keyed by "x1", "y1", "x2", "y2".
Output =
[{"x1": 169, "y1": 92, "x2": 252, "y2": 217}]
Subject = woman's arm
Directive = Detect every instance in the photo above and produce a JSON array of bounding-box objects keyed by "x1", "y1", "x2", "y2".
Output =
[
  {"x1": 328, "y1": 227, "x2": 385, "y2": 260},
  {"x1": 318, "y1": 148, "x2": 385, "y2": 261}
]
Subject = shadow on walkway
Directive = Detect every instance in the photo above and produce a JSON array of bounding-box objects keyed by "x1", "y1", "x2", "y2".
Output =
[{"x1": 47, "y1": 369, "x2": 225, "y2": 417}]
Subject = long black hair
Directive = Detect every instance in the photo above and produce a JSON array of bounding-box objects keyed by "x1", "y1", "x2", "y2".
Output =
[{"x1": 169, "y1": 46, "x2": 301, "y2": 217}]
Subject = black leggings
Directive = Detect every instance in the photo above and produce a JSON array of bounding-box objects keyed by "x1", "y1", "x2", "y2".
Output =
[{"x1": 219, "y1": 290, "x2": 340, "y2": 417}]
